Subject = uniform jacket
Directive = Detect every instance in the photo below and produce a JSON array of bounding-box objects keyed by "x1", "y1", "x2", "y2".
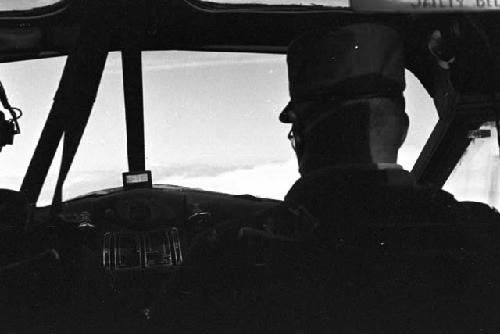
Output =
[{"x1": 156, "y1": 167, "x2": 500, "y2": 333}]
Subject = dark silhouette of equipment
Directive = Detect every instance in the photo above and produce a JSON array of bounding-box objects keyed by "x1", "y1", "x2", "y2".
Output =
[{"x1": 0, "y1": 81, "x2": 21, "y2": 152}]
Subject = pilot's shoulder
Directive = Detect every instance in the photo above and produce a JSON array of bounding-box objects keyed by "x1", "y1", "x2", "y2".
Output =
[
  {"x1": 427, "y1": 186, "x2": 500, "y2": 223},
  {"x1": 456, "y1": 200, "x2": 500, "y2": 223}
]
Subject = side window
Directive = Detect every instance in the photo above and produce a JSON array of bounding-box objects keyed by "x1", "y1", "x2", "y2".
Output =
[
  {"x1": 399, "y1": 70, "x2": 438, "y2": 170},
  {"x1": 0, "y1": 56, "x2": 66, "y2": 204},
  {"x1": 444, "y1": 122, "x2": 500, "y2": 209},
  {"x1": 0, "y1": 53, "x2": 128, "y2": 205}
]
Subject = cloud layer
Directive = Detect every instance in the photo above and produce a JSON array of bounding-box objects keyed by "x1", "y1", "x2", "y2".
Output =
[
  {"x1": 157, "y1": 159, "x2": 299, "y2": 200},
  {"x1": 0, "y1": 160, "x2": 299, "y2": 205}
]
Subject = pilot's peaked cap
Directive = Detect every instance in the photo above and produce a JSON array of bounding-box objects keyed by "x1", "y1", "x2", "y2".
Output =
[{"x1": 280, "y1": 23, "x2": 406, "y2": 123}]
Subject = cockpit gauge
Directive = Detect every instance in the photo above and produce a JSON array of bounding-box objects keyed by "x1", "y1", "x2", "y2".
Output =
[{"x1": 102, "y1": 228, "x2": 183, "y2": 273}]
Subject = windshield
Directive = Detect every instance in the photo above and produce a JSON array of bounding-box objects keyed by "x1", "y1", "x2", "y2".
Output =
[
  {"x1": 0, "y1": 0, "x2": 63, "y2": 11},
  {"x1": 0, "y1": 51, "x2": 436, "y2": 206}
]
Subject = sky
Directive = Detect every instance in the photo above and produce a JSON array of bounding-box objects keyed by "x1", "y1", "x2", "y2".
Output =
[{"x1": 0, "y1": 50, "x2": 497, "y2": 208}]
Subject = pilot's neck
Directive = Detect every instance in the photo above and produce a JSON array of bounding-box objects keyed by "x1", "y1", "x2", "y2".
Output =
[
  {"x1": 299, "y1": 162, "x2": 403, "y2": 176},
  {"x1": 298, "y1": 151, "x2": 401, "y2": 175}
]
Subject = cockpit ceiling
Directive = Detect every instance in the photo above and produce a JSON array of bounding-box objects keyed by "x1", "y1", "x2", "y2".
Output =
[{"x1": 1, "y1": 0, "x2": 500, "y2": 64}]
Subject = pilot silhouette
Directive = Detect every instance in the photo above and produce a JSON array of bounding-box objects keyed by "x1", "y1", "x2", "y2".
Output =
[
  {"x1": 276, "y1": 23, "x2": 500, "y2": 237},
  {"x1": 155, "y1": 23, "x2": 500, "y2": 333}
]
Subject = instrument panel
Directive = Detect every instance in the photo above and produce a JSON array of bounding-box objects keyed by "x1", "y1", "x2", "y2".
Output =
[{"x1": 35, "y1": 185, "x2": 280, "y2": 274}]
